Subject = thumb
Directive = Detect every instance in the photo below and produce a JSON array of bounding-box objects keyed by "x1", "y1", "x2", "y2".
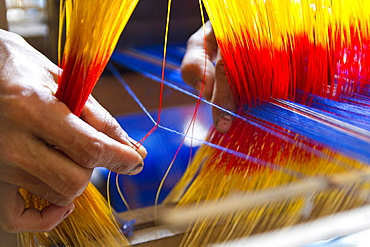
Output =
[
  {"x1": 0, "y1": 181, "x2": 74, "y2": 233},
  {"x1": 211, "y1": 57, "x2": 236, "y2": 133}
]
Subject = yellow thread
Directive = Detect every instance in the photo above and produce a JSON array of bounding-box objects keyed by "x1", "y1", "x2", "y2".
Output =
[{"x1": 20, "y1": 0, "x2": 139, "y2": 245}]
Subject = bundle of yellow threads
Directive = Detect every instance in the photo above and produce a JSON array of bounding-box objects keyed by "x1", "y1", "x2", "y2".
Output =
[{"x1": 19, "y1": 0, "x2": 139, "y2": 246}]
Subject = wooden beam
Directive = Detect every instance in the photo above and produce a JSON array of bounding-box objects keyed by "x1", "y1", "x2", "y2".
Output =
[
  {"x1": 117, "y1": 204, "x2": 370, "y2": 247},
  {"x1": 118, "y1": 205, "x2": 184, "y2": 247},
  {"x1": 0, "y1": 0, "x2": 8, "y2": 30}
]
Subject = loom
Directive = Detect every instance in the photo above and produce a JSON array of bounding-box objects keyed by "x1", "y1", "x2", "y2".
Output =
[
  {"x1": 106, "y1": 43, "x2": 370, "y2": 247},
  {"x1": 2, "y1": 0, "x2": 369, "y2": 246}
]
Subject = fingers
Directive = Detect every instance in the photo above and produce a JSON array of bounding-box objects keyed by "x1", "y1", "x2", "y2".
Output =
[
  {"x1": 0, "y1": 181, "x2": 74, "y2": 233},
  {"x1": 181, "y1": 22, "x2": 236, "y2": 132},
  {"x1": 0, "y1": 131, "x2": 92, "y2": 206},
  {"x1": 81, "y1": 96, "x2": 147, "y2": 160},
  {"x1": 27, "y1": 94, "x2": 144, "y2": 175},
  {"x1": 0, "y1": 29, "x2": 143, "y2": 234},
  {"x1": 211, "y1": 56, "x2": 236, "y2": 133},
  {"x1": 181, "y1": 21, "x2": 219, "y2": 99}
]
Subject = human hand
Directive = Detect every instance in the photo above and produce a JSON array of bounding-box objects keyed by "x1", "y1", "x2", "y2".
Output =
[
  {"x1": 0, "y1": 29, "x2": 146, "y2": 233},
  {"x1": 181, "y1": 21, "x2": 236, "y2": 133}
]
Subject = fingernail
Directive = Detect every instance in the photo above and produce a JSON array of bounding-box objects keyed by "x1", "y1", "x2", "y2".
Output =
[
  {"x1": 63, "y1": 208, "x2": 74, "y2": 219},
  {"x1": 128, "y1": 163, "x2": 144, "y2": 175},
  {"x1": 216, "y1": 113, "x2": 233, "y2": 133}
]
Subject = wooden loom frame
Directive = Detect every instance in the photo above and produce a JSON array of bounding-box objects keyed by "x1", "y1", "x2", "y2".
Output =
[
  {"x1": 117, "y1": 204, "x2": 370, "y2": 246},
  {"x1": 117, "y1": 169, "x2": 370, "y2": 246}
]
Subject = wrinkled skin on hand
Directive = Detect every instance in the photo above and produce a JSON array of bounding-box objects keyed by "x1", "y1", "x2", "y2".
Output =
[
  {"x1": 180, "y1": 21, "x2": 236, "y2": 133},
  {"x1": 0, "y1": 29, "x2": 146, "y2": 233}
]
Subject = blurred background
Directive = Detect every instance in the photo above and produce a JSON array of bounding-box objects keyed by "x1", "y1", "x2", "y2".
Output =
[{"x1": 0, "y1": 0, "x2": 202, "y2": 63}]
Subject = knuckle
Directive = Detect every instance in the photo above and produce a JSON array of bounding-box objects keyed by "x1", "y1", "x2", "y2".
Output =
[
  {"x1": 187, "y1": 32, "x2": 200, "y2": 47},
  {"x1": 61, "y1": 175, "x2": 90, "y2": 199},
  {"x1": 53, "y1": 171, "x2": 91, "y2": 203},
  {"x1": 78, "y1": 135, "x2": 107, "y2": 169},
  {"x1": 8, "y1": 87, "x2": 46, "y2": 126},
  {"x1": 102, "y1": 117, "x2": 123, "y2": 139}
]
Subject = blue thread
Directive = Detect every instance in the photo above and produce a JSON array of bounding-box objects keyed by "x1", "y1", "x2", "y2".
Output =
[
  {"x1": 109, "y1": 47, "x2": 370, "y2": 171},
  {"x1": 107, "y1": 63, "x2": 306, "y2": 177}
]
